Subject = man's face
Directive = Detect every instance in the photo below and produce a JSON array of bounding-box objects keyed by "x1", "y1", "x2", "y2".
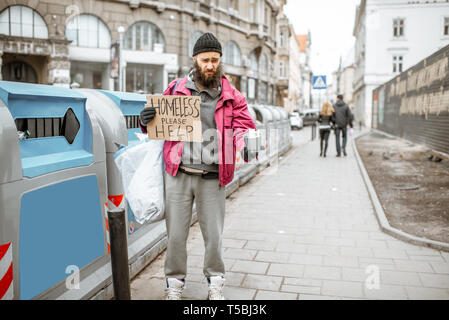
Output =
[{"x1": 193, "y1": 51, "x2": 221, "y2": 82}]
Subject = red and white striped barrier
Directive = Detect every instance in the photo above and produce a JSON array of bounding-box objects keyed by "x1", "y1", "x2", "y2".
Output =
[
  {"x1": 104, "y1": 203, "x2": 111, "y2": 255},
  {"x1": 0, "y1": 242, "x2": 13, "y2": 300},
  {"x1": 103, "y1": 194, "x2": 125, "y2": 254}
]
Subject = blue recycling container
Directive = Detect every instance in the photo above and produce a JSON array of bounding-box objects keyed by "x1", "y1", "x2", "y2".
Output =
[
  {"x1": 0, "y1": 81, "x2": 108, "y2": 300},
  {"x1": 99, "y1": 90, "x2": 147, "y2": 147}
]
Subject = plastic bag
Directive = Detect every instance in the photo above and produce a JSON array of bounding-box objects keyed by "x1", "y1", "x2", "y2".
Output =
[{"x1": 114, "y1": 139, "x2": 165, "y2": 224}]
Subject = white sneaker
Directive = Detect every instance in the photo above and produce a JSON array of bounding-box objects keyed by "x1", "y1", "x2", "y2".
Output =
[
  {"x1": 165, "y1": 278, "x2": 185, "y2": 300},
  {"x1": 208, "y1": 276, "x2": 225, "y2": 300}
]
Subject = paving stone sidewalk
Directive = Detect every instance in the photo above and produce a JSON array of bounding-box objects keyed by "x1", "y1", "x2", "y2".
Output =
[{"x1": 131, "y1": 128, "x2": 449, "y2": 300}]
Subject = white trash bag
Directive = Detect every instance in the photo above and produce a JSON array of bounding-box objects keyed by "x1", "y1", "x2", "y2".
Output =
[{"x1": 114, "y1": 138, "x2": 165, "y2": 224}]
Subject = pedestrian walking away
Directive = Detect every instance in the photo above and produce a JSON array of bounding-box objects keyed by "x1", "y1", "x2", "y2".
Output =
[
  {"x1": 318, "y1": 102, "x2": 335, "y2": 157},
  {"x1": 332, "y1": 94, "x2": 353, "y2": 157},
  {"x1": 139, "y1": 32, "x2": 257, "y2": 300}
]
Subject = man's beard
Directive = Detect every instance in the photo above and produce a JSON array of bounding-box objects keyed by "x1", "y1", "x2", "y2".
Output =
[{"x1": 193, "y1": 61, "x2": 223, "y2": 89}]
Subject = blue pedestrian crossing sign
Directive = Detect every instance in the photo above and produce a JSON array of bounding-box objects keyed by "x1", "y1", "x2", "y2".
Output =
[{"x1": 312, "y1": 75, "x2": 327, "y2": 90}]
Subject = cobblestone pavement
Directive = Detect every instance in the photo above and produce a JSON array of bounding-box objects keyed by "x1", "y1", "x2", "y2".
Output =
[{"x1": 131, "y1": 128, "x2": 449, "y2": 300}]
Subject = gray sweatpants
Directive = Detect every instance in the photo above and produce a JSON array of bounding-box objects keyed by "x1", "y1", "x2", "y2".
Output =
[{"x1": 164, "y1": 171, "x2": 226, "y2": 280}]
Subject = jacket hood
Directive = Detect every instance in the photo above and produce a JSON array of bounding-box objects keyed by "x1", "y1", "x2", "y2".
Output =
[{"x1": 335, "y1": 100, "x2": 345, "y2": 107}]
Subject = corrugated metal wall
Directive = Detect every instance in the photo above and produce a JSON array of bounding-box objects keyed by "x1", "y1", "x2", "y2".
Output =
[{"x1": 372, "y1": 44, "x2": 449, "y2": 156}]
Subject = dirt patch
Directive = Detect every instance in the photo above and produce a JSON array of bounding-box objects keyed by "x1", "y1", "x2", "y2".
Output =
[{"x1": 356, "y1": 132, "x2": 449, "y2": 243}]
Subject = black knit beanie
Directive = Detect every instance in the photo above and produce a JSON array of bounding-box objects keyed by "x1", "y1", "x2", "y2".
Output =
[{"x1": 193, "y1": 32, "x2": 222, "y2": 57}]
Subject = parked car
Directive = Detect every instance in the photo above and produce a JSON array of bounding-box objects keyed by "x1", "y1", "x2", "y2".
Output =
[
  {"x1": 300, "y1": 109, "x2": 320, "y2": 126},
  {"x1": 289, "y1": 112, "x2": 303, "y2": 130}
]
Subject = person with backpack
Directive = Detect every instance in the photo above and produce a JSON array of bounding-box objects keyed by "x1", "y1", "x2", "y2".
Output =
[
  {"x1": 332, "y1": 94, "x2": 353, "y2": 157},
  {"x1": 139, "y1": 33, "x2": 257, "y2": 300}
]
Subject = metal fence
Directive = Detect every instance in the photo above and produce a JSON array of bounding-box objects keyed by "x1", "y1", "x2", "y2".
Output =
[{"x1": 372, "y1": 44, "x2": 449, "y2": 156}]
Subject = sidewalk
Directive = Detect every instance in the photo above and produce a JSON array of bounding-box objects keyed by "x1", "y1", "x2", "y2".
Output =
[{"x1": 130, "y1": 128, "x2": 449, "y2": 300}]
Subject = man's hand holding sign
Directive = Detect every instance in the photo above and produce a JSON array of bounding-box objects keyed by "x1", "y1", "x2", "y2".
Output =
[{"x1": 143, "y1": 95, "x2": 203, "y2": 142}]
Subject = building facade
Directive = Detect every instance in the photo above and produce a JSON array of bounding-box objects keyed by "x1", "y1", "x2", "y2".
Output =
[
  {"x1": 0, "y1": 0, "x2": 283, "y2": 106},
  {"x1": 274, "y1": 0, "x2": 289, "y2": 108},
  {"x1": 297, "y1": 33, "x2": 312, "y2": 111},
  {"x1": 353, "y1": 0, "x2": 449, "y2": 127},
  {"x1": 286, "y1": 24, "x2": 301, "y2": 114},
  {"x1": 329, "y1": 46, "x2": 355, "y2": 108}
]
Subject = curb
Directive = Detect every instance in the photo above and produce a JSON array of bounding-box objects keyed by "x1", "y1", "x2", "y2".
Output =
[{"x1": 352, "y1": 130, "x2": 449, "y2": 253}]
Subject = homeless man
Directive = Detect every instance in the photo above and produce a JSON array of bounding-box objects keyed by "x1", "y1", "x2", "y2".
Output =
[{"x1": 139, "y1": 32, "x2": 257, "y2": 300}]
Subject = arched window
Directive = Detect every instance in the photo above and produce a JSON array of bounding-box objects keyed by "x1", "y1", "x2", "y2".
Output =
[
  {"x1": 65, "y1": 14, "x2": 111, "y2": 48},
  {"x1": 125, "y1": 21, "x2": 165, "y2": 52},
  {"x1": 2, "y1": 61, "x2": 38, "y2": 83},
  {"x1": 0, "y1": 5, "x2": 48, "y2": 39},
  {"x1": 189, "y1": 31, "x2": 203, "y2": 57},
  {"x1": 260, "y1": 53, "x2": 268, "y2": 75},
  {"x1": 249, "y1": 51, "x2": 258, "y2": 73},
  {"x1": 223, "y1": 41, "x2": 242, "y2": 67}
]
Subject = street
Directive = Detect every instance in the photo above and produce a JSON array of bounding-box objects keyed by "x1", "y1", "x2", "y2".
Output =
[{"x1": 130, "y1": 128, "x2": 449, "y2": 300}]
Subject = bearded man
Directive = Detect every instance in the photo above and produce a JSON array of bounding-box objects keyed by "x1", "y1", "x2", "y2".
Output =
[{"x1": 139, "y1": 33, "x2": 256, "y2": 300}]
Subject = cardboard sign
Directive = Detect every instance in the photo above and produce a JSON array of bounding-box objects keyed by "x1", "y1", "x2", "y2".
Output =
[{"x1": 145, "y1": 95, "x2": 202, "y2": 142}]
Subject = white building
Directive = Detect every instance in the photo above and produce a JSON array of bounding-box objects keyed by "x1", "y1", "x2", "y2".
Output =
[
  {"x1": 353, "y1": 0, "x2": 449, "y2": 127},
  {"x1": 340, "y1": 47, "x2": 355, "y2": 108},
  {"x1": 329, "y1": 47, "x2": 355, "y2": 108}
]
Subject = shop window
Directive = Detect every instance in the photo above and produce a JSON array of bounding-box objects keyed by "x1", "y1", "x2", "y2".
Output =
[
  {"x1": 70, "y1": 61, "x2": 108, "y2": 89},
  {"x1": 126, "y1": 63, "x2": 164, "y2": 94}
]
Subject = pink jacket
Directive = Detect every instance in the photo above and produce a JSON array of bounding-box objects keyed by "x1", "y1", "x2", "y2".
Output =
[{"x1": 141, "y1": 76, "x2": 256, "y2": 186}]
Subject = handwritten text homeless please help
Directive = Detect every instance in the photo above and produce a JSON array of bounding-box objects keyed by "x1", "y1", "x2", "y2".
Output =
[{"x1": 145, "y1": 95, "x2": 203, "y2": 142}]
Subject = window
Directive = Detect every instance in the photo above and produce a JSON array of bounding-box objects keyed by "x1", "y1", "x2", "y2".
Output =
[
  {"x1": 248, "y1": 78, "x2": 256, "y2": 100},
  {"x1": 249, "y1": 0, "x2": 256, "y2": 23},
  {"x1": 260, "y1": 53, "x2": 268, "y2": 76},
  {"x1": 223, "y1": 41, "x2": 242, "y2": 66},
  {"x1": 393, "y1": 55, "x2": 403, "y2": 73},
  {"x1": 2, "y1": 61, "x2": 38, "y2": 83},
  {"x1": 66, "y1": 14, "x2": 111, "y2": 48},
  {"x1": 70, "y1": 61, "x2": 108, "y2": 89},
  {"x1": 444, "y1": 17, "x2": 449, "y2": 36},
  {"x1": 393, "y1": 18, "x2": 404, "y2": 37},
  {"x1": 279, "y1": 61, "x2": 287, "y2": 78},
  {"x1": 249, "y1": 51, "x2": 258, "y2": 73},
  {"x1": 126, "y1": 63, "x2": 164, "y2": 94},
  {"x1": 229, "y1": 0, "x2": 238, "y2": 10},
  {"x1": 125, "y1": 21, "x2": 165, "y2": 52},
  {"x1": 189, "y1": 31, "x2": 203, "y2": 57},
  {"x1": 279, "y1": 30, "x2": 285, "y2": 48},
  {"x1": 264, "y1": 6, "x2": 268, "y2": 26},
  {"x1": 259, "y1": 81, "x2": 268, "y2": 104},
  {"x1": 0, "y1": 5, "x2": 48, "y2": 39}
]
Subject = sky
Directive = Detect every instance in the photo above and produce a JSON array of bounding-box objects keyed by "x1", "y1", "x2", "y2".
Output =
[{"x1": 284, "y1": 0, "x2": 360, "y2": 83}]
